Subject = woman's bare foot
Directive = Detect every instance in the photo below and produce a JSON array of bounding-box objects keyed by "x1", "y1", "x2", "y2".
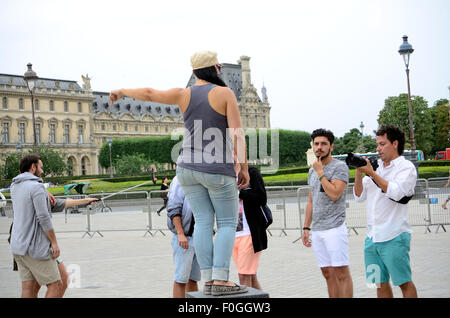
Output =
[{"x1": 213, "y1": 280, "x2": 237, "y2": 286}]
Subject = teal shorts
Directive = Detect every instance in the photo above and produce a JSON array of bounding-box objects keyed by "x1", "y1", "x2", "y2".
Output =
[{"x1": 364, "y1": 232, "x2": 412, "y2": 287}]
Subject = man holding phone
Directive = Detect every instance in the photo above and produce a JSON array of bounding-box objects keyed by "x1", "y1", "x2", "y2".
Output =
[{"x1": 302, "y1": 129, "x2": 353, "y2": 298}]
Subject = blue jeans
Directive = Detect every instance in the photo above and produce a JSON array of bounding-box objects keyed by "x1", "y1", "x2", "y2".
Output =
[{"x1": 176, "y1": 166, "x2": 238, "y2": 282}]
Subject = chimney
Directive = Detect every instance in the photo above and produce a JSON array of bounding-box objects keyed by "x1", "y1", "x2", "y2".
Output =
[{"x1": 239, "y1": 56, "x2": 251, "y2": 90}]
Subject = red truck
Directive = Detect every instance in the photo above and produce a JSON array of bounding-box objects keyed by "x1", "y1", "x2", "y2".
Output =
[{"x1": 435, "y1": 148, "x2": 450, "y2": 160}]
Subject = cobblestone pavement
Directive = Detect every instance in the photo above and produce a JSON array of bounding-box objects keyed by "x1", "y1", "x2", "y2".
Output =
[{"x1": 0, "y1": 212, "x2": 449, "y2": 298}]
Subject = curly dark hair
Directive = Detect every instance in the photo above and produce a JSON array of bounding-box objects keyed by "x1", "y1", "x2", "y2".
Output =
[
  {"x1": 19, "y1": 154, "x2": 41, "y2": 173},
  {"x1": 376, "y1": 125, "x2": 406, "y2": 155},
  {"x1": 311, "y1": 128, "x2": 335, "y2": 145}
]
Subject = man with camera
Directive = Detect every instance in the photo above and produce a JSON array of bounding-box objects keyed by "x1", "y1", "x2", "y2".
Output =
[
  {"x1": 302, "y1": 129, "x2": 353, "y2": 298},
  {"x1": 353, "y1": 125, "x2": 418, "y2": 298}
]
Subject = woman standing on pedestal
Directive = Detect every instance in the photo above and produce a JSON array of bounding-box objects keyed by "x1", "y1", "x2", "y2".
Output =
[{"x1": 110, "y1": 51, "x2": 249, "y2": 296}]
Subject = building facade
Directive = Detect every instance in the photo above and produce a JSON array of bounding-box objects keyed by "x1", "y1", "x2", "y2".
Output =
[{"x1": 0, "y1": 56, "x2": 270, "y2": 176}]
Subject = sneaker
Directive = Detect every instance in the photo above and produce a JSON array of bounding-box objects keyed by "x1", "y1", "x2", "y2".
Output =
[
  {"x1": 211, "y1": 283, "x2": 248, "y2": 296},
  {"x1": 203, "y1": 284, "x2": 212, "y2": 295}
]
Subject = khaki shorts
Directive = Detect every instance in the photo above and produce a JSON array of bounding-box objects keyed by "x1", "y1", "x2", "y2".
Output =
[{"x1": 13, "y1": 253, "x2": 61, "y2": 286}]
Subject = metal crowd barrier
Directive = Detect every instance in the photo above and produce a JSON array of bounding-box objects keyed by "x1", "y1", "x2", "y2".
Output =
[
  {"x1": 1, "y1": 177, "x2": 449, "y2": 238},
  {"x1": 426, "y1": 177, "x2": 450, "y2": 233}
]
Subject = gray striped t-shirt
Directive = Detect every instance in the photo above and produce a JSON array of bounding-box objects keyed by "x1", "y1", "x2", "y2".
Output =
[{"x1": 308, "y1": 159, "x2": 349, "y2": 231}]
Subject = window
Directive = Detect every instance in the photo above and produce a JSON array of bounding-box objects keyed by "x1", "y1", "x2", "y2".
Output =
[
  {"x1": 145, "y1": 125, "x2": 149, "y2": 132},
  {"x1": 124, "y1": 123, "x2": 128, "y2": 131},
  {"x1": 35, "y1": 124, "x2": 41, "y2": 144},
  {"x1": 64, "y1": 101, "x2": 68, "y2": 112},
  {"x1": 35, "y1": 99, "x2": 39, "y2": 111},
  {"x1": 135, "y1": 125, "x2": 138, "y2": 132},
  {"x1": 113, "y1": 124, "x2": 117, "y2": 131},
  {"x1": 2, "y1": 123, "x2": 9, "y2": 143},
  {"x1": 50, "y1": 124, "x2": 56, "y2": 143},
  {"x1": 67, "y1": 158, "x2": 74, "y2": 176},
  {"x1": 2, "y1": 97, "x2": 7, "y2": 109},
  {"x1": 19, "y1": 98, "x2": 24, "y2": 110},
  {"x1": 64, "y1": 124, "x2": 70, "y2": 143},
  {"x1": 81, "y1": 157, "x2": 87, "y2": 175},
  {"x1": 49, "y1": 100, "x2": 54, "y2": 112},
  {"x1": 19, "y1": 123, "x2": 25, "y2": 143},
  {"x1": 78, "y1": 125, "x2": 84, "y2": 144},
  {"x1": 101, "y1": 123, "x2": 105, "y2": 131},
  {"x1": 78, "y1": 102, "x2": 82, "y2": 113},
  {"x1": 155, "y1": 126, "x2": 158, "y2": 132},
  {"x1": 165, "y1": 126, "x2": 168, "y2": 133}
]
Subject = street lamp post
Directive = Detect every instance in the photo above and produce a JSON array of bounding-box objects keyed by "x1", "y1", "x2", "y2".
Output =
[
  {"x1": 23, "y1": 63, "x2": 39, "y2": 154},
  {"x1": 398, "y1": 35, "x2": 416, "y2": 164},
  {"x1": 107, "y1": 138, "x2": 113, "y2": 178},
  {"x1": 359, "y1": 121, "x2": 365, "y2": 153}
]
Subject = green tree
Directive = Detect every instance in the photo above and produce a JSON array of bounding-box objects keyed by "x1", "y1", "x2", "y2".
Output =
[
  {"x1": 1, "y1": 146, "x2": 68, "y2": 179},
  {"x1": 36, "y1": 146, "x2": 68, "y2": 177},
  {"x1": 378, "y1": 94, "x2": 433, "y2": 154},
  {"x1": 430, "y1": 99, "x2": 449, "y2": 154},
  {"x1": 2, "y1": 153, "x2": 21, "y2": 179},
  {"x1": 333, "y1": 128, "x2": 377, "y2": 155},
  {"x1": 115, "y1": 153, "x2": 148, "y2": 175}
]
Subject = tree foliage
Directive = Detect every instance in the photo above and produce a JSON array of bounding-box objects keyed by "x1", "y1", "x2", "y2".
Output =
[
  {"x1": 115, "y1": 153, "x2": 149, "y2": 175},
  {"x1": 430, "y1": 99, "x2": 449, "y2": 154},
  {"x1": 1, "y1": 146, "x2": 68, "y2": 179},
  {"x1": 333, "y1": 128, "x2": 377, "y2": 155},
  {"x1": 378, "y1": 94, "x2": 433, "y2": 154}
]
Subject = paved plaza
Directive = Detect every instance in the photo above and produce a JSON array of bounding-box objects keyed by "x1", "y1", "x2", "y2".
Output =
[{"x1": 0, "y1": 211, "x2": 449, "y2": 298}]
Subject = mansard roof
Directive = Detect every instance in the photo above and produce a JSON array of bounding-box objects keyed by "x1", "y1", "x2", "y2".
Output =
[
  {"x1": 92, "y1": 91, "x2": 182, "y2": 119},
  {"x1": 0, "y1": 73, "x2": 82, "y2": 91}
]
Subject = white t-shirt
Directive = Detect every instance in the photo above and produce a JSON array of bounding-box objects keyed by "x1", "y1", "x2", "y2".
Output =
[{"x1": 235, "y1": 200, "x2": 251, "y2": 237}]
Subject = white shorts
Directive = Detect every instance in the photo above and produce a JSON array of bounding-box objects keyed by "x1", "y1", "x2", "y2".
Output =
[{"x1": 312, "y1": 223, "x2": 349, "y2": 268}]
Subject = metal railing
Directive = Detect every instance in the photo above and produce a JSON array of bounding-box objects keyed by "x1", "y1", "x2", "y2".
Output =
[{"x1": 1, "y1": 177, "x2": 449, "y2": 238}]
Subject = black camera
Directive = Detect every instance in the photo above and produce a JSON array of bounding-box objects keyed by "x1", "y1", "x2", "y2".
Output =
[
  {"x1": 346, "y1": 152, "x2": 413, "y2": 204},
  {"x1": 345, "y1": 152, "x2": 379, "y2": 171}
]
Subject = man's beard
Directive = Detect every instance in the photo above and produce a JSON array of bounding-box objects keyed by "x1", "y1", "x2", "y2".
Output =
[
  {"x1": 33, "y1": 171, "x2": 42, "y2": 178},
  {"x1": 315, "y1": 149, "x2": 331, "y2": 160}
]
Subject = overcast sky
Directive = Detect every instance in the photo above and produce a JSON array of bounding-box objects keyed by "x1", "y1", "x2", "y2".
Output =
[{"x1": 1, "y1": 0, "x2": 449, "y2": 138}]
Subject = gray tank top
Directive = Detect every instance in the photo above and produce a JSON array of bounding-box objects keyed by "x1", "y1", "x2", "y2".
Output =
[{"x1": 176, "y1": 84, "x2": 235, "y2": 177}]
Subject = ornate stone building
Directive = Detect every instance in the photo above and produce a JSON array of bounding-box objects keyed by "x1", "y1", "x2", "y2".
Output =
[
  {"x1": 187, "y1": 56, "x2": 271, "y2": 129},
  {"x1": 0, "y1": 55, "x2": 270, "y2": 176},
  {"x1": 0, "y1": 73, "x2": 97, "y2": 176}
]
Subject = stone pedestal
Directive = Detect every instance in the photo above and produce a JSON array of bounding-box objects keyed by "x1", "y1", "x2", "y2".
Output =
[{"x1": 186, "y1": 287, "x2": 269, "y2": 298}]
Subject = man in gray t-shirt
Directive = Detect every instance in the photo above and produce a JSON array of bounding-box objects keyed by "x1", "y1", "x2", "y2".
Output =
[
  {"x1": 302, "y1": 128, "x2": 353, "y2": 298},
  {"x1": 308, "y1": 159, "x2": 349, "y2": 231}
]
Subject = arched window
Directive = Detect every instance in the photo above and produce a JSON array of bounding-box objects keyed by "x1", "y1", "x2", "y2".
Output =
[{"x1": 81, "y1": 157, "x2": 87, "y2": 175}]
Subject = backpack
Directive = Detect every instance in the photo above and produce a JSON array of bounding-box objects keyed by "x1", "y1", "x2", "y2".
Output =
[{"x1": 260, "y1": 204, "x2": 273, "y2": 229}]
